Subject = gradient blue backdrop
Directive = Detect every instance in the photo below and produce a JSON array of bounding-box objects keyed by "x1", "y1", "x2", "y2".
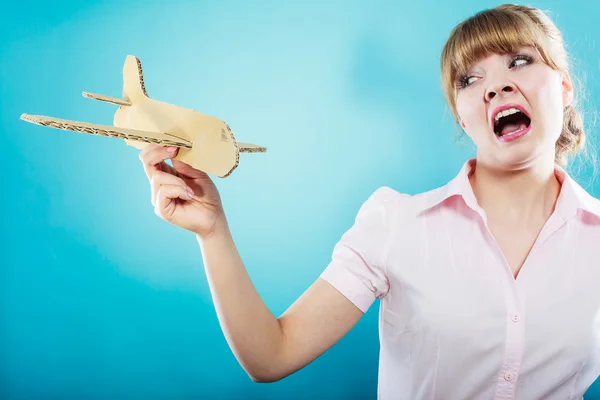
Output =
[{"x1": 2, "y1": 1, "x2": 599, "y2": 399}]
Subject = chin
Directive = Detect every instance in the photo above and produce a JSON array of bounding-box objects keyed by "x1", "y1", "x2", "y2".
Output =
[
  {"x1": 475, "y1": 122, "x2": 558, "y2": 168},
  {"x1": 490, "y1": 145, "x2": 554, "y2": 169},
  {"x1": 477, "y1": 141, "x2": 531, "y2": 167}
]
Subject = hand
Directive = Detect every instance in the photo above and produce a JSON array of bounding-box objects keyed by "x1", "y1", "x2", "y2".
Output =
[{"x1": 139, "y1": 144, "x2": 226, "y2": 238}]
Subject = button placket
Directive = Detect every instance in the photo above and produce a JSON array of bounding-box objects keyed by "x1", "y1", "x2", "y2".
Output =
[{"x1": 493, "y1": 283, "x2": 526, "y2": 399}]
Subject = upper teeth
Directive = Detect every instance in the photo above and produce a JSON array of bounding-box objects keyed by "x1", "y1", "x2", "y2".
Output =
[{"x1": 494, "y1": 107, "x2": 524, "y2": 122}]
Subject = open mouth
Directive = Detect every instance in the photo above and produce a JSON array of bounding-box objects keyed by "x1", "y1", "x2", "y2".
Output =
[{"x1": 493, "y1": 108, "x2": 531, "y2": 137}]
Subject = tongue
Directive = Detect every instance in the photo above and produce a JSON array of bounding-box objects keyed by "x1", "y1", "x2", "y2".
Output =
[{"x1": 501, "y1": 122, "x2": 527, "y2": 136}]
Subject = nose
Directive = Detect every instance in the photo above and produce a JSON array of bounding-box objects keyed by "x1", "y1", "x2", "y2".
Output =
[{"x1": 485, "y1": 83, "x2": 516, "y2": 102}]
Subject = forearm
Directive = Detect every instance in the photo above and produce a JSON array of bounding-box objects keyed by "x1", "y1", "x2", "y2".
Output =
[{"x1": 196, "y1": 216, "x2": 284, "y2": 381}]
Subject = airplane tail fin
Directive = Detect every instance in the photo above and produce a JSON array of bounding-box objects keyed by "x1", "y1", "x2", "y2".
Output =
[
  {"x1": 122, "y1": 55, "x2": 149, "y2": 103},
  {"x1": 81, "y1": 55, "x2": 147, "y2": 106}
]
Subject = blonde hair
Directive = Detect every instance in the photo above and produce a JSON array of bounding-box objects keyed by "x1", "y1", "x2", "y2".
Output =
[{"x1": 440, "y1": 4, "x2": 589, "y2": 167}]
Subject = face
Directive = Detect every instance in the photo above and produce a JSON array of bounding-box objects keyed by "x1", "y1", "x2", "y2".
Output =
[{"x1": 454, "y1": 45, "x2": 573, "y2": 168}]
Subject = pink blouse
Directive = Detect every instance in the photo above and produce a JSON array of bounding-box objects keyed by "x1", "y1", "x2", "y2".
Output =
[{"x1": 321, "y1": 158, "x2": 600, "y2": 399}]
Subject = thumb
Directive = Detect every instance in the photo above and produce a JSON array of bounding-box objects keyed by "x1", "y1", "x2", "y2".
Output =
[{"x1": 172, "y1": 159, "x2": 208, "y2": 179}]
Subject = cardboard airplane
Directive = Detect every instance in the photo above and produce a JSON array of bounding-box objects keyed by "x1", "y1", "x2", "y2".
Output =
[{"x1": 20, "y1": 55, "x2": 267, "y2": 178}]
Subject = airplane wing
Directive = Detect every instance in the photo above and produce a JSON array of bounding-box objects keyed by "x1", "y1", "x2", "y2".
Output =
[
  {"x1": 20, "y1": 113, "x2": 193, "y2": 148},
  {"x1": 236, "y1": 142, "x2": 267, "y2": 153}
]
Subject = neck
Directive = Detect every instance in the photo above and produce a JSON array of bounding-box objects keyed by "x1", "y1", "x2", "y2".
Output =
[{"x1": 468, "y1": 155, "x2": 562, "y2": 226}]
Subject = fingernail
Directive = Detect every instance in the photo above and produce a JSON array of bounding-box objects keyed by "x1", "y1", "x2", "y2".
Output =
[
  {"x1": 187, "y1": 187, "x2": 195, "y2": 197},
  {"x1": 167, "y1": 146, "x2": 176, "y2": 152}
]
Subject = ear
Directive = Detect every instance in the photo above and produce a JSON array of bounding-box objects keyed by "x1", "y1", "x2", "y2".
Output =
[{"x1": 561, "y1": 71, "x2": 574, "y2": 108}]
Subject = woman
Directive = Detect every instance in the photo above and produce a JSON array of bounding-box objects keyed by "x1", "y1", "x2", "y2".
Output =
[{"x1": 138, "y1": 4, "x2": 600, "y2": 399}]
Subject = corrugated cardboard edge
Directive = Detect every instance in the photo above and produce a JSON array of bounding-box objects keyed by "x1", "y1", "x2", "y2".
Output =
[{"x1": 20, "y1": 114, "x2": 193, "y2": 148}]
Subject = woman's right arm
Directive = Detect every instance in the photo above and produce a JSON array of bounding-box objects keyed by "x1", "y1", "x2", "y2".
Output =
[
  {"x1": 198, "y1": 217, "x2": 363, "y2": 382},
  {"x1": 139, "y1": 144, "x2": 364, "y2": 383}
]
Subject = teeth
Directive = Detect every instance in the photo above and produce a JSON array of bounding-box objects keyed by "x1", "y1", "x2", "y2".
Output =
[{"x1": 494, "y1": 107, "x2": 524, "y2": 122}]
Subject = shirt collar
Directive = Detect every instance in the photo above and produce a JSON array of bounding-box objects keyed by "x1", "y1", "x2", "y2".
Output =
[{"x1": 416, "y1": 158, "x2": 600, "y2": 220}]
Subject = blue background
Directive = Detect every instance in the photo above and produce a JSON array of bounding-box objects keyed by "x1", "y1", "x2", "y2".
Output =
[{"x1": 2, "y1": 0, "x2": 599, "y2": 398}]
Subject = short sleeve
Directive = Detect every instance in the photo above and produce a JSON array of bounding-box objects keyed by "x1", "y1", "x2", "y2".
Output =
[{"x1": 320, "y1": 186, "x2": 395, "y2": 313}]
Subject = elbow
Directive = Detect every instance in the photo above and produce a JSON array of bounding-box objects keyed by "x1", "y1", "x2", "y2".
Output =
[
  {"x1": 245, "y1": 367, "x2": 286, "y2": 383},
  {"x1": 248, "y1": 371, "x2": 284, "y2": 383}
]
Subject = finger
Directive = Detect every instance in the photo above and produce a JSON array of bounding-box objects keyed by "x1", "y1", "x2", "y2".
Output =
[
  {"x1": 144, "y1": 145, "x2": 178, "y2": 178},
  {"x1": 139, "y1": 145, "x2": 179, "y2": 180},
  {"x1": 138, "y1": 143, "x2": 162, "y2": 168},
  {"x1": 139, "y1": 144, "x2": 167, "y2": 179},
  {"x1": 151, "y1": 170, "x2": 192, "y2": 206},
  {"x1": 155, "y1": 184, "x2": 193, "y2": 219}
]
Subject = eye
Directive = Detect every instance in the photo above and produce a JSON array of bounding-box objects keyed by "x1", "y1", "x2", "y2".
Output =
[
  {"x1": 456, "y1": 74, "x2": 478, "y2": 89},
  {"x1": 509, "y1": 54, "x2": 533, "y2": 68}
]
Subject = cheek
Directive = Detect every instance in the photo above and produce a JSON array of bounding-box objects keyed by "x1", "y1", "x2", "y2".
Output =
[
  {"x1": 519, "y1": 70, "x2": 564, "y2": 128},
  {"x1": 520, "y1": 68, "x2": 563, "y2": 107},
  {"x1": 456, "y1": 94, "x2": 484, "y2": 130}
]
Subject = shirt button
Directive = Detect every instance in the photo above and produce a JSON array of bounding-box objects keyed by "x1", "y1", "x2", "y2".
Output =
[
  {"x1": 504, "y1": 372, "x2": 515, "y2": 381},
  {"x1": 512, "y1": 314, "x2": 521, "y2": 322}
]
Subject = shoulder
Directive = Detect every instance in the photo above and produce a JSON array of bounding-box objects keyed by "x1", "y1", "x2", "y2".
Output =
[
  {"x1": 365, "y1": 185, "x2": 447, "y2": 219},
  {"x1": 360, "y1": 186, "x2": 410, "y2": 217},
  {"x1": 366, "y1": 186, "x2": 410, "y2": 205}
]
